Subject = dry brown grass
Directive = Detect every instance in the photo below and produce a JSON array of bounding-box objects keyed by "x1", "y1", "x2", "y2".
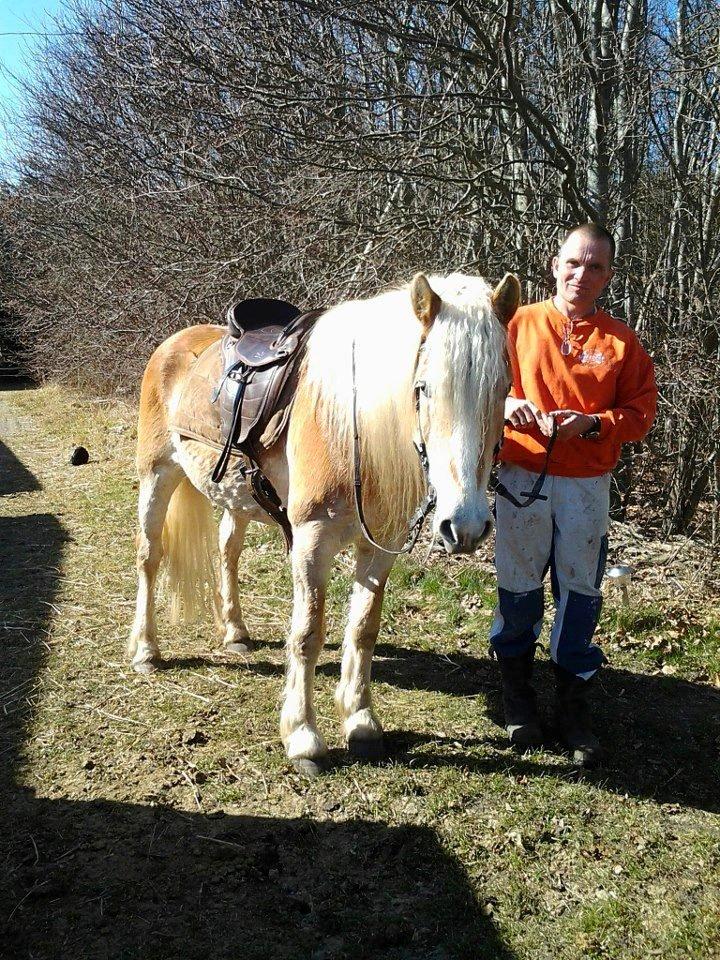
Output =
[{"x1": 1, "y1": 383, "x2": 718, "y2": 960}]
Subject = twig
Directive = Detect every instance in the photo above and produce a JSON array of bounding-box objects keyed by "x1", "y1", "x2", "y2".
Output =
[
  {"x1": 247, "y1": 763, "x2": 270, "y2": 799},
  {"x1": 188, "y1": 671, "x2": 238, "y2": 689},
  {"x1": 158, "y1": 681, "x2": 211, "y2": 704},
  {"x1": 0, "y1": 679, "x2": 34, "y2": 702},
  {"x1": 92, "y1": 708, "x2": 147, "y2": 727},
  {"x1": 6, "y1": 882, "x2": 49, "y2": 923},
  {"x1": 181, "y1": 770, "x2": 202, "y2": 810},
  {"x1": 195, "y1": 834, "x2": 243, "y2": 851}
]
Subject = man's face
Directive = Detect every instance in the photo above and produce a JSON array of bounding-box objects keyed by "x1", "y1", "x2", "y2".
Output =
[{"x1": 552, "y1": 232, "x2": 613, "y2": 315}]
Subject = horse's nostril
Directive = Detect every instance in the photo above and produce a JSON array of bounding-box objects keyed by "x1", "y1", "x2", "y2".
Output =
[
  {"x1": 439, "y1": 518, "x2": 457, "y2": 545},
  {"x1": 440, "y1": 517, "x2": 491, "y2": 552}
]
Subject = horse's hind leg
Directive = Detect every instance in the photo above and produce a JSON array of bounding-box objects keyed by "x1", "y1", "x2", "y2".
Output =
[
  {"x1": 217, "y1": 508, "x2": 253, "y2": 654},
  {"x1": 335, "y1": 544, "x2": 395, "y2": 760},
  {"x1": 281, "y1": 520, "x2": 342, "y2": 775},
  {"x1": 128, "y1": 462, "x2": 183, "y2": 673}
]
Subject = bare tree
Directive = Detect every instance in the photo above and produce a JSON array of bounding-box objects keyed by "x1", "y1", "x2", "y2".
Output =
[{"x1": 1, "y1": 0, "x2": 718, "y2": 548}]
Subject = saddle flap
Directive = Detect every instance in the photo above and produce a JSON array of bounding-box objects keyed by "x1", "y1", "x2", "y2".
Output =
[
  {"x1": 217, "y1": 367, "x2": 274, "y2": 446},
  {"x1": 228, "y1": 325, "x2": 301, "y2": 367},
  {"x1": 215, "y1": 308, "x2": 324, "y2": 454}
]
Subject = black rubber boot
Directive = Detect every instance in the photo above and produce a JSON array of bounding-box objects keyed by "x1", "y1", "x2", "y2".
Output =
[
  {"x1": 496, "y1": 646, "x2": 543, "y2": 749},
  {"x1": 553, "y1": 663, "x2": 604, "y2": 767}
]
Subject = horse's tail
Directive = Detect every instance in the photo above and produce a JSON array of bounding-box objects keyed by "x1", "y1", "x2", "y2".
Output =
[{"x1": 160, "y1": 477, "x2": 220, "y2": 625}]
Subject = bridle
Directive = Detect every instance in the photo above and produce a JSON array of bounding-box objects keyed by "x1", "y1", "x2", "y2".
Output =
[
  {"x1": 351, "y1": 339, "x2": 436, "y2": 555},
  {"x1": 351, "y1": 338, "x2": 557, "y2": 556}
]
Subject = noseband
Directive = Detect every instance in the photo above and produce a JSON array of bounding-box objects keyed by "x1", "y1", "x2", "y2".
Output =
[{"x1": 351, "y1": 339, "x2": 437, "y2": 555}]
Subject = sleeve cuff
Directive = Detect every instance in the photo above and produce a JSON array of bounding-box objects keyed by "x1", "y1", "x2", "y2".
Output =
[{"x1": 581, "y1": 415, "x2": 602, "y2": 439}]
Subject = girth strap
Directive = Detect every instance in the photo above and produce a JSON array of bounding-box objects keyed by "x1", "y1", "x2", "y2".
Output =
[{"x1": 246, "y1": 455, "x2": 293, "y2": 552}]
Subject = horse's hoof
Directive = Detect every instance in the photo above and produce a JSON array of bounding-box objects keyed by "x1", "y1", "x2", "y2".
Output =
[
  {"x1": 133, "y1": 660, "x2": 159, "y2": 675},
  {"x1": 291, "y1": 757, "x2": 327, "y2": 778},
  {"x1": 348, "y1": 736, "x2": 385, "y2": 762},
  {"x1": 224, "y1": 639, "x2": 254, "y2": 655}
]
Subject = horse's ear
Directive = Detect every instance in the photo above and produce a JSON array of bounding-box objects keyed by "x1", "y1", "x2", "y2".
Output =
[
  {"x1": 492, "y1": 273, "x2": 521, "y2": 327},
  {"x1": 410, "y1": 273, "x2": 441, "y2": 336}
]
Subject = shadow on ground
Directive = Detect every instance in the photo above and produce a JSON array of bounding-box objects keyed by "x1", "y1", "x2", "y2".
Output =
[
  {"x1": 372, "y1": 642, "x2": 720, "y2": 815},
  {"x1": 0, "y1": 438, "x2": 512, "y2": 960},
  {"x1": 168, "y1": 636, "x2": 720, "y2": 815},
  {"x1": 4, "y1": 795, "x2": 509, "y2": 960},
  {"x1": 0, "y1": 439, "x2": 42, "y2": 495}
]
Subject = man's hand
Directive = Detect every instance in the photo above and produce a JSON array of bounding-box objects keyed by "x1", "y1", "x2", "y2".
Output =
[
  {"x1": 505, "y1": 397, "x2": 554, "y2": 437},
  {"x1": 548, "y1": 409, "x2": 598, "y2": 441}
]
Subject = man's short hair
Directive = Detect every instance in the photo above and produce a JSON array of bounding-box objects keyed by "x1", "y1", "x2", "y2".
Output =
[{"x1": 563, "y1": 223, "x2": 616, "y2": 265}]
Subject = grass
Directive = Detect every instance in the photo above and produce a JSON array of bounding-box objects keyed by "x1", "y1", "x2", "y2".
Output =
[
  {"x1": 599, "y1": 602, "x2": 720, "y2": 680},
  {"x1": 0, "y1": 383, "x2": 719, "y2": 960}
]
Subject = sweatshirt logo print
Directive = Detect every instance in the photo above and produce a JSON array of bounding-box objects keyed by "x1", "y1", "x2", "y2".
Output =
[{"x1": 579, "y1": 350, "x2": 606, "y2": 366}]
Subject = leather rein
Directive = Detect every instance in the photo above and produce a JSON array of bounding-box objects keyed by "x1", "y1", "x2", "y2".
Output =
[
  {"x1": 351, "y1": 339, "x2": 558, "y2": 554},
  {"x1": 493, "y1": 417, "x2": 558, "y2": 508},
  {"x1": 351, "y1": 339, "x2": 437, "y2": 556}
]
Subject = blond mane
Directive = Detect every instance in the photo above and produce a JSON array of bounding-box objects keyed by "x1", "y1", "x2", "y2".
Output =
[{"x1": 301, "y1": 273, "x2": 509, "y2": 533}]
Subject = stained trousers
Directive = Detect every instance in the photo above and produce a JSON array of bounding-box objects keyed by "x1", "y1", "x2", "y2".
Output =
[{"x1": 489, "y1": 463, "x2": 610, "y2": 678}]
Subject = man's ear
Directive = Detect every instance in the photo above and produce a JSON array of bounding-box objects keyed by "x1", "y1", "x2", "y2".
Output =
[
  {"x1": 410, "y1": 273, "x2": 442, "y2": 337},
  {"x1": 491, "y1": 273, "x2": 521, "y2": 327},
  {"x1": 551, "y1": 255, "x2": 559, "y2": 279}
]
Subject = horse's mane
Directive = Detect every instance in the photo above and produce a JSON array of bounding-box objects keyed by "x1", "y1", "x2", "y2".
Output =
[{"x1": 301, "y1": 273, "x2": 508, "y2": 534}]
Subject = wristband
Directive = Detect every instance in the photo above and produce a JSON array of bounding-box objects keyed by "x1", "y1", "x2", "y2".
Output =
[{"x1": 581, "y1": 415, "x2": 601, "y2": 439}]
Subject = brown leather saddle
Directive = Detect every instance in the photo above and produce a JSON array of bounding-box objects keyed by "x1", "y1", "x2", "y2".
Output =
[{"x1": 211, "y1": 298, "x2": 323, "y2": 548}]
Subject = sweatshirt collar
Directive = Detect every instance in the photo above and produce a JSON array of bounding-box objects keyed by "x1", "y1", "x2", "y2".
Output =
[{"x1": 544, "y1": 298, "x2": 605, "y2": 331}]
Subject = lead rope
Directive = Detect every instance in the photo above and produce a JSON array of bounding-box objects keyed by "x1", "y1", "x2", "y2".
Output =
[
  {"x1": 351, "y1": 339, "x2": 437, "y2": 556},
  {"x1": 493, "y1": 417, "x2": 558, "y2": 508}
]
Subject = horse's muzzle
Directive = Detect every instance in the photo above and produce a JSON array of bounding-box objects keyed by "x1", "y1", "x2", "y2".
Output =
[{"x1": 438, "y1": 517, "x2": 492, "y2": 554}]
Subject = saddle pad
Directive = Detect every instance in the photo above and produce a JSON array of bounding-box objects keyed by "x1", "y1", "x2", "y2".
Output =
[
  {"x1": 169, "y1": 341, "x2": 226, "y2": 450},
  {"x1": 170, "y1": 340, "x2": 296, "y2": 454}
]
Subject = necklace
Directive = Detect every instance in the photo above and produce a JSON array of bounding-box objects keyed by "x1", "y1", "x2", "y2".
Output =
[{"x1": 557, "y1": 304, "x2": 598, "y2": 357}]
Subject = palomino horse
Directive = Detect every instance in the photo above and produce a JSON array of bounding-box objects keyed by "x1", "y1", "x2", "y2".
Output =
[{"x1": 129, "y1": 272, "x2": 517, "y2": 774}]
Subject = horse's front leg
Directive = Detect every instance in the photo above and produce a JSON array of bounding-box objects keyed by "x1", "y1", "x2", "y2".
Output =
[
  {"x1": 281, "y1": 520, "x2": 340, "y2": 776},
  {"x1": 335, "y1": 544, "x2": 396, "y2": 760},
  {"x1": 217, "y1": 508, "x2": 253, "y2": 654}
]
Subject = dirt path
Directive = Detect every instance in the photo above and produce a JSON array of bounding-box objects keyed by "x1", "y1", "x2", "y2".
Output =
[{"x1": 1, "y1": 384, "x2": 719, "y2": 960}]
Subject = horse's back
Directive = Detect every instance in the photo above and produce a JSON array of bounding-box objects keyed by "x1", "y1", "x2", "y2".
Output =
[
  {"x1": 141, "y1": 324, "x2": 224, "y2": 400},
  {"x1": 137, "y1": 324, "x2": 224, "y2": 472}
]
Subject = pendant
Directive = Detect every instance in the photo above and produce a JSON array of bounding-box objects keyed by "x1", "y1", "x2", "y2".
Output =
[{"x1": 560, "y1": 339, "x2": 572, "y2": 356}]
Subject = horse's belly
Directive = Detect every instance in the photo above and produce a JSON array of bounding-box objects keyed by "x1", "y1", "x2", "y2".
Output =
[{"x1": 171, "y1": 436, "x2": 264, "y2": 518}]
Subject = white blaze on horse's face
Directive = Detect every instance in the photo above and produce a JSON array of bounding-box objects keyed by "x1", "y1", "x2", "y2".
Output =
[{"x1": 411, "y1": 272, "x2": 517, "y2": 555}]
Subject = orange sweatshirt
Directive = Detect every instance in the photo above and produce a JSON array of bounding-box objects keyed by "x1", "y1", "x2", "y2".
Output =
[{"x1": 500, "y1": 299, "x2": 657, "y2": 478}]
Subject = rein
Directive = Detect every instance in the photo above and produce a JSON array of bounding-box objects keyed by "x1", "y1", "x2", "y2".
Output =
[
  {"x1": 351, "y1": 341, "x2": 557, "y2": 552},
  {"x1": 351, "y1": 339, "x2": 437, "y2": 556},
  {"x1": 493, "y1": 418, "x2": 558, "y2": 508}
]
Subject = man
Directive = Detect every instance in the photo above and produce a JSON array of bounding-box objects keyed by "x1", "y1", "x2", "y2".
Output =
[{"x1": 490, "y1": 223, "x2": 657, "y2": 765}]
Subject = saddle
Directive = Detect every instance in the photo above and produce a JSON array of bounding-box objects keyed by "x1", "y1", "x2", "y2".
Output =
[{"x1": 211, "y1": 297, "x2": 324, "y2": 548}]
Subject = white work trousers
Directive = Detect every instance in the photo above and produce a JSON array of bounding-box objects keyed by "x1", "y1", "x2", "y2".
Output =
[{"x1": 489, "y1": 463, "x2": 611, "y2": 678}]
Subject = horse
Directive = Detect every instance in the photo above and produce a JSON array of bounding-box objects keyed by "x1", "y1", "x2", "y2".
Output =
[{"x1": 128, "y1": 271, "x2": 517, "y2": 774}]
